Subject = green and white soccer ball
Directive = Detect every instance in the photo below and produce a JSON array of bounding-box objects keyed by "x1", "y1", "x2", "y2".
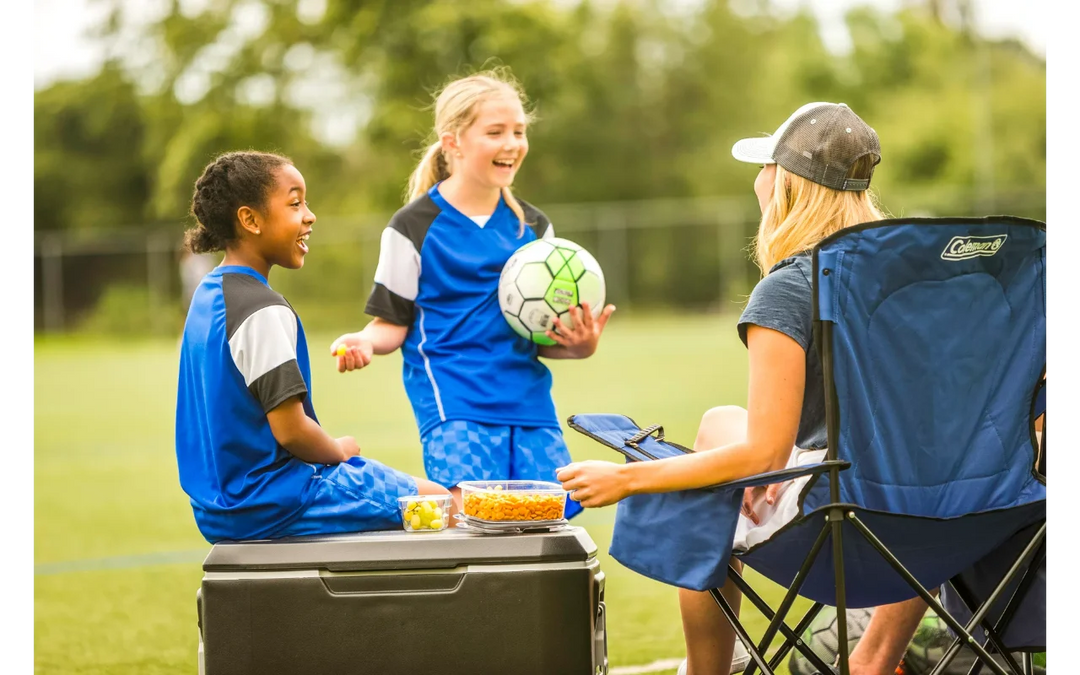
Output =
[
  {"x1": 788, "y1": 607, "x2": 873, "y2": 675},
  {"x1": 498, "y1": 237, "x2": 606, "y2": 346}
]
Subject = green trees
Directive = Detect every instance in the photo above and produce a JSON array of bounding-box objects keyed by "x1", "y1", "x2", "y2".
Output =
[
  {"x1": 33, "y1": 0, "x2": 1045, "y2": 328},
  {"x1": 34, "y1": 0, "x2": 1045, "y2": 229},
  {"x1": 35, "y1": 66, "x2": 152, "y2": 232}
]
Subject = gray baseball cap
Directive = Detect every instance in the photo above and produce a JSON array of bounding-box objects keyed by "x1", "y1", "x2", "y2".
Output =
[{"x1": 731, "y1": 102, "x2": 881, "y2": 191}]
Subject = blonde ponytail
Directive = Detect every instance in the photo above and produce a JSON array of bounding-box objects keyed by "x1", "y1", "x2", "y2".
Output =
[{"x1": 406, "y1": 142, "x2": 451, "y2": 204}]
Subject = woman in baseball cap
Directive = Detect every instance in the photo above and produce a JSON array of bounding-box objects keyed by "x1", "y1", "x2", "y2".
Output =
[{"x1": 558, "y1": 101, "x2": 889, "y2": 674}]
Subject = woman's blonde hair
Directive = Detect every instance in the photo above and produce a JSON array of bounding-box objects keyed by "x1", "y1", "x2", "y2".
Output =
[
  {"x1": 405, "y1": 68, "x2": 535, "y2": 232},
  {"x1": 754, "y1": 156, "x2": 887, "y2": 273}
]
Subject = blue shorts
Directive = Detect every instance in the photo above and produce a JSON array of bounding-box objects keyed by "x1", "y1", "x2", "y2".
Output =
[
  {"x1": 421, "y1": 420, "x2": 583, "y2": 520},
  {"x1": 273, "y1": 456, "x2": 419, "y2": 537}
]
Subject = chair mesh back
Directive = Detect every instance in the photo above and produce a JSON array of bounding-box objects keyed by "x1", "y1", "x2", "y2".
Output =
[{"x1": 813, "y1": 218, "x2": 1045, "y2": 518}]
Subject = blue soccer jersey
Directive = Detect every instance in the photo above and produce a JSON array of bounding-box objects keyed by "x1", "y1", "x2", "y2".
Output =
[
  {"x1": 175, "y1": 265, "x2": 322, "y2": 542},
  {"x1": 365, "y1": 183, "x2": 559, "y2": 436}
]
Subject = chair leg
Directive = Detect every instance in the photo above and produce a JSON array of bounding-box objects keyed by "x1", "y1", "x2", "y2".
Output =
[
  {"x1": 725, "y1": 567, "x2": 834, "y2": 674},
  {"x1": 831, "y1": 510, "x2": 850, "y2": 675},
  {"x1": 951, "y1": 530, "x2": 1047, "y2": 675},
  {"x1": 766, "y1": 603, "x2": 824, "y2": 672},
  {"x1": 950, "y1": 578, "x2": 1024, "y2": 675},
  {"x1": 846, "y1": 513, "x2": 1027, "y2": 675},
  {"x1": 710, "y1": 587, "x2": 778, "y2": 675},
  {"x1": 1021, "y1": 652, "x2": 1033, "y2": 675},
  {"x1": 743, "y1": 522, "x2": 833, "y2": 675},
  {"x1": 984, "y1": 539, "x2": 1046, "y2": 654}
]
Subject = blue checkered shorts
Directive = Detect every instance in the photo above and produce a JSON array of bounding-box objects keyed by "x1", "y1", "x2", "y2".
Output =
[
  {"x1": 273, "y1": 456, "x2": 419, "y2": 537},
  {"x1": 421, "y1": 420, "x2": 583, "y2": 520}
]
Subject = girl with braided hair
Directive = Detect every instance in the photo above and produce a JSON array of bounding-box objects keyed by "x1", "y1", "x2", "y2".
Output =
[{"x1": 175, "y1": 150, "x2": 451, "y2": 543}]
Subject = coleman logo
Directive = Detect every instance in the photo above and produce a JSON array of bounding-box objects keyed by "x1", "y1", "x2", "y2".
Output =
[{"x1": 941, "y1": 234, "x2": 1007, "y2": 261}]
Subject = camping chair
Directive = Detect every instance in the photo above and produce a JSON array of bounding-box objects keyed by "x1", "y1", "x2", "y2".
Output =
[{"x1": 569, "y1": 216, "x2": 1046, "y2": 675}]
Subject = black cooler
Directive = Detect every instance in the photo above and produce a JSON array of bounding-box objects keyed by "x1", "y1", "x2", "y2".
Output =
[{"x1": 197, "y1": 526, "x2": 608, "y2": 674}]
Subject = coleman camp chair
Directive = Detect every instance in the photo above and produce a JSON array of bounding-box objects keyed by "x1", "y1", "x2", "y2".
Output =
[{"x1": 570, "y1": 216, "x2": 1046, "y2": 675}]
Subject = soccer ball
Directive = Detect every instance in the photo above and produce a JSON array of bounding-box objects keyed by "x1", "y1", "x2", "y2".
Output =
[
  {"x1": 498, "y1": 237, "x2": 606, "y2": 346},
  {"x1": 788, "y1": 607, "x2": 873, "y2": 675}
]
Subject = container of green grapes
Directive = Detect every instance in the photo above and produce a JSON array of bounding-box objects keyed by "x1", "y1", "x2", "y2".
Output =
[{"x1": 398, "y1": 494, "x2": 453, "y2": 533}]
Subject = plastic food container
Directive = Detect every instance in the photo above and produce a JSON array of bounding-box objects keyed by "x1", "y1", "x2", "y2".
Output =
[
  {"x1": 458, "y1": 480, "x2": 567, "y2": 523},
  {"x1": 398, "y1": 495, "x2": 453, "y2": 533}
]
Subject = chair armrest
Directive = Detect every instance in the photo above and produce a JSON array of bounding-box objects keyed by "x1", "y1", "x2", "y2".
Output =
[
  {"x1": 568, "y1": 413, "x2": 850, "y2": 494},
  {"x1": 700, "y1": 460, "x2": 850, "y2": 492}
]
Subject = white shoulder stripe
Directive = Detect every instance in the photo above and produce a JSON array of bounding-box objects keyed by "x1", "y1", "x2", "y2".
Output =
[
  {"x1": 373, "y1": 227, "x2": 421, "y2": 301},
  {"x1": 229, "y1": 305, "x2": 299, "y2": 386}
]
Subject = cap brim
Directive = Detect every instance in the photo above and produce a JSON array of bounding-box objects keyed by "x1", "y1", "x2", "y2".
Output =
[{"x1": 731, "y1": 136, "x2": 777, "y2": 164}]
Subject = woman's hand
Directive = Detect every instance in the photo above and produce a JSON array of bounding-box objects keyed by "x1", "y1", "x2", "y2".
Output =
[
  {"x1": 557, "y1": 460, "x2": 630, "y2": 507},
  {"x1": 741, "y1": 483, "x2": 784, "y2": 525},
  {"x1": 544, "y1": 302, "x2": 616, "y2": 359},
  {"x1": 329, "y1": 334, "x2": 375, "y2": 373}
]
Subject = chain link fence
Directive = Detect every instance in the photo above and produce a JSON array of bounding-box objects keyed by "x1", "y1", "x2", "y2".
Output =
[{"x1": 33, "y1": 190, "x2": 1045, "y2": 335}]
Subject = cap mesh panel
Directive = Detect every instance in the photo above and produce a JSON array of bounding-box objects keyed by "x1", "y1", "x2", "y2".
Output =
[{"x1": 772, "y1": 104, "x2": 881, "y2": 191}]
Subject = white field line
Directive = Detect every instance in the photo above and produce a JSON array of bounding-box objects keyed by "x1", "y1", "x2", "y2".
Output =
[
  {"x1": 609, "y1": 646, "x2": 780, "y2": 674},
  {"x1": 609, "y1": 658, "x2": 683, "y2": 674}
]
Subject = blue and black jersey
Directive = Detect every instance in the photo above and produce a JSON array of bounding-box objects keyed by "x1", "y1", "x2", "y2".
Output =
[
  {"x1": 365, "y1": 183, "x2": 559, "y2": 436},
  {"x1": 175, "y1": 265, "x2": 322, "y2": 542}
]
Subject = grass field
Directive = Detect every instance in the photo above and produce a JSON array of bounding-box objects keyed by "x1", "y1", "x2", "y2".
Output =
[{"x1": 35, "y1": 312, "x2": 813, "y2": 674}]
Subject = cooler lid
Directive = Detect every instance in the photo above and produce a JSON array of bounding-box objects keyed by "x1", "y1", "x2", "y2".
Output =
[{"x1": 202, "y1": 526, "x2": 598, "y2": 572}]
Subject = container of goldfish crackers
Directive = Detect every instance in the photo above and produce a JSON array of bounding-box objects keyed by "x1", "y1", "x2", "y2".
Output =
[{"x1": 458, "y1": 480, "x2": 568, "y2": 525}]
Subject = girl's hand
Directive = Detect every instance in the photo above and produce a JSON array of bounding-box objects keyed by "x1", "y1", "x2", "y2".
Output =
[
  {"x1": 545, "y1": 302, "x2": 616, "y2": 359},
  {"x1": 336, "y1": 436, "x2": 361, "y2": 460},
  {"x1": 556, "y1": 460, "x2": 630, "y2": 508},
  {"x1": 329, "y1": 334, "x2": 375, "y2": 373},
  {"x1": 741, "y1": 483, "x2": 783, "y2": 525}
]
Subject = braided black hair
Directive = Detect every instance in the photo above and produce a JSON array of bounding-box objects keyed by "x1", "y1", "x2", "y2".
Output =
[{"x1": 185, "y1": 151, "x2": 292, "y2": 253}]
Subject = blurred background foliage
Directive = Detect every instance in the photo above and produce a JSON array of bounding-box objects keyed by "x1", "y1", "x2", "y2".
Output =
[{"x1": 34, "y1": 0, "x2": 1045, "y2": 333}]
